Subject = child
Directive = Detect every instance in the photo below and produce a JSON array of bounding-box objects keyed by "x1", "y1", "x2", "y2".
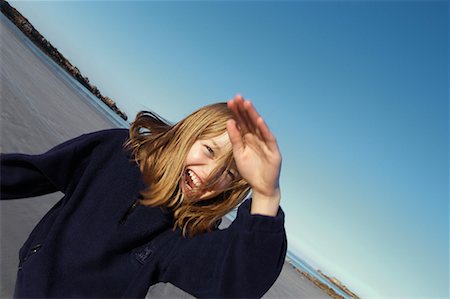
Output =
[{"x1": 1, "y1": 95, "x2": 286, "y2": 298}]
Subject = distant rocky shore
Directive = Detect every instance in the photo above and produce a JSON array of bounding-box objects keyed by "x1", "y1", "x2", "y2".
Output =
[
  {"x1": 0, "y1": 0, "x2": 128, "y2": 121},
  {"x1": 318, "y1": 270, "x2": 359, "y2": 299},
  {"x1": 285, "y1": 256, "x2": 360, "y2": 299}
]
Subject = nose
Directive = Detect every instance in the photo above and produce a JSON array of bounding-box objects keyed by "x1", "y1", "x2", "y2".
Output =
[
  {"x1": 205, "y1": 159, "x2": 219, "y2": 177},
  {"x1": 203, "y1": 160, "x2": 225, "y2": 182}
]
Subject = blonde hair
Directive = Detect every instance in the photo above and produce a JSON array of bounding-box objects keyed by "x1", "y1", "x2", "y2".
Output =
[{"x1": 125, "y1": 103, "x2": 251, "y2": 237}]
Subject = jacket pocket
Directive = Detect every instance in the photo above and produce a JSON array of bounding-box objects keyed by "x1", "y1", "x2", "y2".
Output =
[{"x1": 18, "y1": 243, "x2": 42, "y2": 270}]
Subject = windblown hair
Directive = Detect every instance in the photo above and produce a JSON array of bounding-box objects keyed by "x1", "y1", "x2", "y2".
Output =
[{"x1": 125, "y1": 103, "x2": 251, "y2": 237}]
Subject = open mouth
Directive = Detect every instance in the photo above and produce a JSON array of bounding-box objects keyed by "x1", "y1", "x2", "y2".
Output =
[{"x1": 184, "y1": 169, "x2": 202, "y2": 191}]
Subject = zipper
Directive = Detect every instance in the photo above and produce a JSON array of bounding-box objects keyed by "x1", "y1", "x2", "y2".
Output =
[{"x1": 119, "y1": 200, "x2": 139, "y2": 224}]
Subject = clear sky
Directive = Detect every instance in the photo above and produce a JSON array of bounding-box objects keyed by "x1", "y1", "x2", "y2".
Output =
[{"x1": 9, "y1": 1, "x2": 449, "y2": 298}]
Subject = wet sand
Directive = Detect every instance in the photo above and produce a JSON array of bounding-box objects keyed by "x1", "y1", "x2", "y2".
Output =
[{"x1": 0, "y1": 14, "x2": 331, "y2": 299}]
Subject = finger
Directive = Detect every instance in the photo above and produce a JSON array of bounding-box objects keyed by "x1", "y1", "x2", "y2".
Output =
[
  {"x1": 226, "y1": 119, "x2": 244, "y2": 153},
  {"x1": 243, "y1": 100, "x2": 264, "y2": 139},
  {"x1": 235, "y1": 97, "x2": 257, "y2": 134},
  {"x1": 243, "y1": 100, "x2": 260, "y2": 125},
  {"x1": 240, "y1": 100, "x2": 273, "y2": 142},
  {"x1": 256, "y1": 117, "x2": 279, "y2": 153},
  {"x1": 228, "y1": 95, "x2": 251, "y2": 134},
  {"x1": 227, "y1": 99, "x2": 242, "y2": 132}
]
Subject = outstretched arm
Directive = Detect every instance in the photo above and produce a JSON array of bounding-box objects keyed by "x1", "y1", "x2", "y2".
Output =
[
  {"x1": 0, "y1": 136, "x2": 84, "y2": 199},
  {"x1": 0, "y1": 129, "x2": 125, "y2": 199},
  {"x1": 227, "y1": 95, "x2": 282, "y2": 216}
]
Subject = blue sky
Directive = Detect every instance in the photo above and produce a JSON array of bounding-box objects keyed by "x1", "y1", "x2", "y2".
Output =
[{"x1": 9, "y1": 1, "x2": 448, "y2": 298}]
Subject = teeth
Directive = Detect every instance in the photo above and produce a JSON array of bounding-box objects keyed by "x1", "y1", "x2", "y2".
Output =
[
  {"x1": 187, "y1": 169, "x2": 201, "y2": 187},
  {"x1": 185, "y1": 175, "x2": 192, "y2": 190}
]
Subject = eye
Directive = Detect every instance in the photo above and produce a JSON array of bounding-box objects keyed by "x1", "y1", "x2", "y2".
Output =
[
  {"x1": 204, "y1": 145, "x2": 215, "y2": 157},
  {"x1": 227, "y1": 170, "x2": 236, "y2": 180}
]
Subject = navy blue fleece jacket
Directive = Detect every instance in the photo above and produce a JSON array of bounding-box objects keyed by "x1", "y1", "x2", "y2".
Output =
[{"x1": 1, "y1": 128, "x2": 287, "y2": 298}]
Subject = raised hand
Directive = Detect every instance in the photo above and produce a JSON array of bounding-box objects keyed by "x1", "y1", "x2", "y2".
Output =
[{"x1": 227, "y1": 95, "x2": 282, "y2": 216}]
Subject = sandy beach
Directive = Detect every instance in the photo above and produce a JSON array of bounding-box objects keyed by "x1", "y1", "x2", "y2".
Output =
[{"x1": 0, "y1": 13, "x2": 331, "y2": 299}]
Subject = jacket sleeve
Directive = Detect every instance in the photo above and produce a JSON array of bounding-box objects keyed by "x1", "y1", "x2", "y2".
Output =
[
  {"x1": 0, "y1": 129, "x2": 121, "y2": 199},
  {"x1": 160, "y1": 199, "x2": 287, "y2": 298}
]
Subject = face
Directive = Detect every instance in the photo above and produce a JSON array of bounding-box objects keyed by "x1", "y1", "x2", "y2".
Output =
[{"x1": 181, "y1": 132, "x2": 237, "y2": 201}]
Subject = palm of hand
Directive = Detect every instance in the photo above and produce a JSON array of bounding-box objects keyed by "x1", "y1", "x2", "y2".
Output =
[{"x1": 227, "y1": 96, "x2": 282, "y2": 198}]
